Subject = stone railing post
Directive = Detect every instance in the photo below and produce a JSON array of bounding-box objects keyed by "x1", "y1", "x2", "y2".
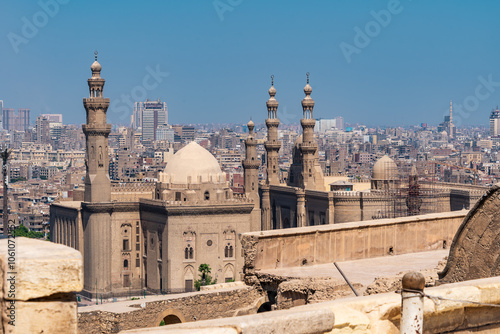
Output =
[
  {"x1": 401, "y1": 271, "x2": 425, "y2": 334},
  {"x1": 0, "y1": 237, "x2": 83, "y2": 333}
]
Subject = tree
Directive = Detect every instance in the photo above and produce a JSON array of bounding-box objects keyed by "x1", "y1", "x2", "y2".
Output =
[
  {"x1": 11, "y1": 224, "x2": 45, "y2": 239},
  {"x1": 194, "y1": 263, "x2": 217, "y2": 291}
]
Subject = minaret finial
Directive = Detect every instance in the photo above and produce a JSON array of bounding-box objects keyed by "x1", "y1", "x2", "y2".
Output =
[
  {"x1": 271, "y1": 74, "x2": 274, "y2": 86},
  {"x1": 306, "y1": 72, "x2": 310, "y2": 84},
  {"x1": 94, "y1": 50, "x2": 98, "y2": 61}
]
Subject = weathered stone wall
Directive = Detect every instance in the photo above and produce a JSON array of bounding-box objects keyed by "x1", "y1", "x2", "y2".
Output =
[
  {"x1": 242, "y1": 211, "x2": 467, "y2": 279},
  {"x1": 276, "y1": 278, "x2": 362, "y2": 310},
  {"x1": 78, "y1": 286, "x2": 265, "y2": 334},
  {"x1": 121, "y1": 276, "x2": 500, "y2": 334}
]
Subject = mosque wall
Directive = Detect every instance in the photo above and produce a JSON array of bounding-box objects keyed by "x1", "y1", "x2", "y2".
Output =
[
  {"x1": 109, "y1": 209, "x2": 142, "y2": 292},
  {"x1": 304, "y1": 190, "x2": 329, "y2": 226},
  {"x1": 139, "y1": 200, "x2": 254, "y2": 293}
]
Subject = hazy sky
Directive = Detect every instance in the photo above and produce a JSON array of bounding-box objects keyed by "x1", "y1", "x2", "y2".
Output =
[{"x1": 1, "y1": 0, "x2": 500, "y2": 127}]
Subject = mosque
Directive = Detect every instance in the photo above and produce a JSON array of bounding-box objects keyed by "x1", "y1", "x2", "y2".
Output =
[
  {"x1": 50, "y1": 56, "x2": 483, "y2": 298},
  {"x1": 50, "y1": 56, "x2": 258, "y2": 298}
]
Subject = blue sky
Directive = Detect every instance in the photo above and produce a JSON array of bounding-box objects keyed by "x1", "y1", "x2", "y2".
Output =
[{"x1": 1, "y1": 0, "x2": 499, "y2": 127}]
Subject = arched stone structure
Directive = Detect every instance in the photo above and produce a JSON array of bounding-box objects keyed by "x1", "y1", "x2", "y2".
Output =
[
  {"x1": 154, "y1": 308, "x2": 186, "y2": 326},
  {"x1": 439, "y1": 185, "x2": 500, "y2": 284}
]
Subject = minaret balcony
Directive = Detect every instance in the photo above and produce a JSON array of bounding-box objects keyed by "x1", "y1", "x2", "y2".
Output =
[
  {"x1": 83, "y1": 98, "x2": 111, "y2": 110},
  {"x1": 300, "y1": 118, "x2": 316, "y2": 128},
  {"x1": 82, "y1": 124, "x2": 112, "y2": 135},
  {"x1": 245, "y1": 140, "x2": 257, "y2": 147},
  {"x1": 299, "y1": 142, "x2": 317, "y2": 153},
  {"x1": 243, "y1": 160, "x2": 260, "y2": 169},
  {"x1": 265, "y1": 118, "x2": 280, "y2": 127},
  {"x1": 264, "y1": 141, "x2": 281, "y2": 150}
]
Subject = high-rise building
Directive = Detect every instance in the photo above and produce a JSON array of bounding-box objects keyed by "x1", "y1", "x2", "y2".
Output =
[
  {"x1": 0, "y1": 100, "x2": 3, "y2": 130},
  {"x1": 315, "y1": 118, "x2": 335, "y2": 133},
  {"x1": 2, "y1": 108, "x2": 30, "y2": 132},
  {"x1": 132, "y1": 102, "x2": 143, "y2": 130},
  {"x1": 137, "y1": 99, "x2": 168, "y2": 141},
  {"x1": 335, "y1": 116, "x2": 344, "y2": 130},
  {"x1": 17, "y1": 109, "x2": 30, "y2": 132},
  {"x1": 35, "y1": 116, "x2": 50, "y2": 144},
  {"x1": 41, "y1": 114, "x2": 63, "y2": 123},
  {"x1": 156, "y1": 124, "x2": 175, "y2": 142},
  {"x1": 489, "y1": 106, "x2": 500, "y2": 137}
]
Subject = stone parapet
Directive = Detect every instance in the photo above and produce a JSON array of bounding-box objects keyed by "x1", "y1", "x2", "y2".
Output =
[
  {"x1": 119, "y1": 276, "x2": 500, "y2": 333},
  {"x1": 242, "y1": 211, "x2": 468, "y2": 273},
  {"x1": 120, "y1": 307, "x2": 335, "y2": 334},
  {"x1": 0, "y1": 237, "x2": 83, "y2": 333},
  {"x1": 111, "y1": 182, "x2": 156, "y2": 192}
]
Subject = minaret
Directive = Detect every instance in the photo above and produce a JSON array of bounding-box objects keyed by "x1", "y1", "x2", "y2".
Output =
[
  {"x1": 300, "y1": 73, "x2": 319, "y2": 190},
  {"x1": 449, "y1": 100, "x2": 453, "y2": 123},
  {"x1": 243, "y1": 120, "x2": 260, "y2": 206},
  {"x1": 264, "y1": 75, "x2": 281, "y2": 185},
  {"x1": 83, "y1": 52, "x2": 111, "y2": 202},
  {"x1": 448, "y1": 100, "x2": 455, "y2": 139}
]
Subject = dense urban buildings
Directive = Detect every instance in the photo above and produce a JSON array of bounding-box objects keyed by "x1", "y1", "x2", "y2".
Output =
[{"x1": 44, "y1": 57, "x2": 495, "y2": 301}]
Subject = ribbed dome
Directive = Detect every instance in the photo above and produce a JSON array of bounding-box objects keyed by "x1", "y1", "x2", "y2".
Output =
[
  {"x1": 164, "y1": 142, "x2": 224, "y2": 184},
  {"x1": 372, "y1": 155, "x2": 398, "y2": 180}
]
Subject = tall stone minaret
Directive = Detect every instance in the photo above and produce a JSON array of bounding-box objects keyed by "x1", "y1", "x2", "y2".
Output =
[
  {"x1": 264, "y1": 75, "x2": 281, "y2": 185},
  {"x1": 83, "y1": 52, "x2": 111, "y2": 203},
  {"x1": 243, "y1": 120, "x2": 259, "y2": 206},
  {"x1": 449, "y1": 100, "x2": 455, "y2": 139},
  {"x1": 300, "y1": 73, "x2": 319, "y2": 190}
]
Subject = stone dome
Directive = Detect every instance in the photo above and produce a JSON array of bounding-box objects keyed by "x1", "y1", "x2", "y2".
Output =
[
  {"x1": 268, "y1": 85, "x2": 276, "y2": 96},
  {"x1": 163, "y1": 141, "x2": 224, "y2": 184},
  {"x1": 304, "y1": 83, "x2": 312, "y2": 95},
  {"x1": 91, "y1": 60, "x2": 101, "y2": 72},
  {"x1": 372, "y1": 155, "x2": 398, "y2": 180}
]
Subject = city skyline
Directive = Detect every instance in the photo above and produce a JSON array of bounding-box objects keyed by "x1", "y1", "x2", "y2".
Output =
[{"x1": 1, "y1": 1, "x2": 500, "y2": 127}]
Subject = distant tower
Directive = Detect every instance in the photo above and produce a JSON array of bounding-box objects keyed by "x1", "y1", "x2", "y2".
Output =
[
  {"x1": 264, "y1": 75, "x2": 281, "y2": 185},
  {"x1": 490, "y1": 106, "x2": 500, "y2": 137},
  {"x1": 300, "y1": 73, "x2": 320, "y2": 190},
  {"x1": 243, "y1": 120, "x2": 259, "y2": 205},
  {"x1": 406, "y1": 165, "x2": 422, "y2": 216},
  {"x1": 448, "y1": 100, "x2": 456, "y2": 139},
  {"x1": 449, "y1": 100, "x2": 453, "y2": 123},
  {"x1": 83, "y1": 52, "x2": 111, "y2": 203}
]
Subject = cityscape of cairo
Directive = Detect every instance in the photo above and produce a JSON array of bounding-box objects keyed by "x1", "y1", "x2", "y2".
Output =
[{"x1": 2, "y1": 1, "x2": 500, "y2": 333}]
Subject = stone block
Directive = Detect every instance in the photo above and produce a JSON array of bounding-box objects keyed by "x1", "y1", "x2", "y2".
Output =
[
  {"x1": 3, "y1": 299, "x2": 77, "y2": 334},
  {"x1": 0, "y1": 237, "x2": 83, "y2": 301}
]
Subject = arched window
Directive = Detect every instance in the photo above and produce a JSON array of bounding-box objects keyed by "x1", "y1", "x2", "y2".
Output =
[
  {"x1": 204, "y1": 191, "x2": 210, "y2": 201},
  {"x1": 124, "y1": 259, "x2": 128, "y2": 269},
  {"x1": 185, "y1": 247, "x2": 189, "y2": 260},
  {"x1": 189, "y1": 247, "x2": 194, "y2": 259},
  {"x1": 229, "y1": 245, "x2": 233, "y2": 258},
  {"x1": 224, "y1": 245, "x2": 229, "y2": 258}
]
